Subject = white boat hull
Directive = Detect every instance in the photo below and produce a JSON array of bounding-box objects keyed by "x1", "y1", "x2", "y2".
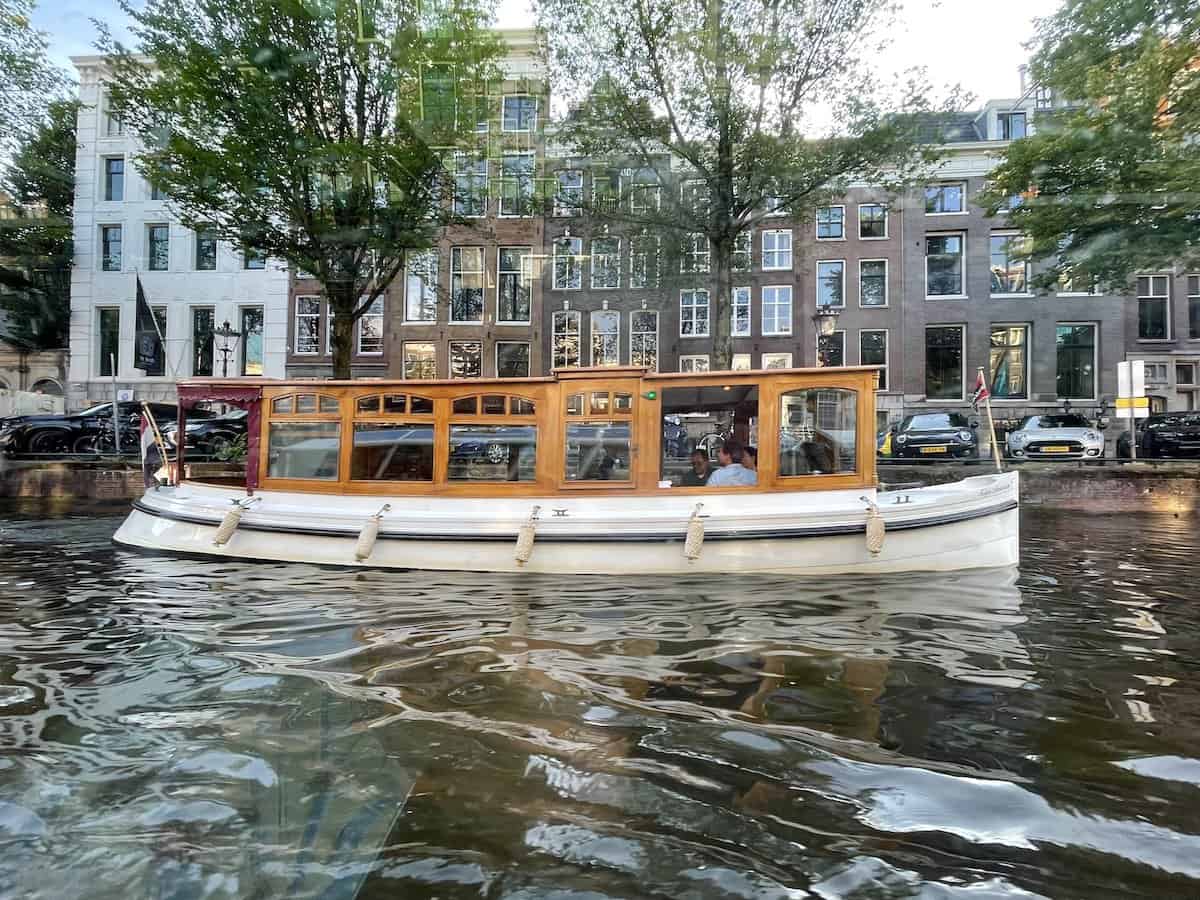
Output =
[{"x1": 113, "y1": 473, "x2": 1020, "y2": 575}]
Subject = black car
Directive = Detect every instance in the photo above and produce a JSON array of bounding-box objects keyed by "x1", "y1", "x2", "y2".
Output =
[
  {"x1": 162, "y1": 408, "x2": 249, "y2": 457},
  {"x1": 1117, "y1": 412, "x2": 1200, "y2": 459},
  {"x1": 0, "y1": 402, "x2": 211, "y2": 456},
  {"x1": 888, "y1": 411, "x2": 978, "y2": 459}
]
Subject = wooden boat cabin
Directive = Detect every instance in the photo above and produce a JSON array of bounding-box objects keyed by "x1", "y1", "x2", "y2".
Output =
[{"x1": 176, "y1": 366, "x2": 880, "y2": 497}]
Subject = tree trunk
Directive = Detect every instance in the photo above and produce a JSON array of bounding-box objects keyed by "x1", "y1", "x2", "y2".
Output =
[
  {"x1": 328, "y1": 284, "x2": 356, "y2": 380},
  {"x1": 710, "y1": 236, "x2": 733, "y2": 371}
]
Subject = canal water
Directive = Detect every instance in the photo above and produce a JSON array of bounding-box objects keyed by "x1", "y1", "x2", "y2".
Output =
[{"x1": 0, "y1": 505, "x2": 1198, "y2": 899}]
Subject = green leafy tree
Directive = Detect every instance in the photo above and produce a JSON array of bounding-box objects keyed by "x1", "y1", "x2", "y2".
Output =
[
  {"x1": 0, "y1": 98, "x2": 78, "y2": 350},
  {"x1": 101, "y1": 0, "x2": 503, "y2": 378},
  {"x1": 0, "y1": 0, "x2": 68, "y2": 158},
  {"x1": 982, "y1": 0, "x2": 1200, "y2": 289},
  {"x1": 537, "y1": 0, "x2": 949, "y2": 369}
]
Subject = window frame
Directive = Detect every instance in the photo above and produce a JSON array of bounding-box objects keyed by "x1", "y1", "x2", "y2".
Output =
[
  {"x1": 816, "y1": 260, "x2": 846, "y2": 309},
  {"x1": 1188, "y1": 274, "x2": 1200, "y2": 341},
  {"x1": 552, "y1": 236, "x2": 582, "y2": 291},
  {"x1": 630, "y1": 309, "x2": 659, "y2": 371},
  {"x1": 239, "y1": 306, "x2": 265, "y2": 376},
  {"x1": 404, "y1": 249, "x2": 439, "y2": 323},
  {"x1": 194, "y1": 227, "x2": 217, "y2": 271},
  {"x1": 146, "y1": 224, "x2": 170, "y2": 272},
  {"x1": 448, "y1": 340, "x2": 483, "y2": 378},
  {"x1": 590, "y1": 235, "x2": 621, "y2": 290},
  {"x1": 500, "y1": 94, "x2": 537, "y2": 133},
  {"x1": 402, "y1": 341, "x2": 437, "y2": 379},
  {"x1": 495, "y1": 341, "x2": 532, "y2": 378},
  {"x1": 817, "y1": 329, "x2": 846, "y2": 368},
  {"x1": 926, "y1": 231, "x2": 967, "y2": 299},
  {"x1": 761, "y1": 284, "x2": 793, "y2": 336},
  {"x1": 815, "y1": 205, "x2": 845, "y2": 241},
  {"x1": 355, "y1": 296, "x2": 385, "y2": 356},
  {"x1": 496, "y1": 246, "x2": 533, "y2": 324},
  {"x1": 924, "y1": 182, "x2": 967, "y2": 216},
  {"x1": 96, "y1": 306, "x2": 121, "y2": 377},
  {"x1": 988, "y1": 323, "x2": 1031, "y2": 401},
  {"x1": 102, "y1": 155, "x2": 125, "y2": 202},
  {"x1": 294, "y1": 295, "x2": 322, "y2": 356},
  {"x1": 761, "y1": 352, "x2": 793, "y2": 369},
  {"x1": 1137, "y1": 274, "x2": 1172, "y2": 341},
  {"x1": 1055, "y1": 322, "x2": 1098, "y2": 401},
  {"x1": 99, "y1": 224, "x2": 122, "y2": 272},
  {"x1": 678, "y1": 355, "x2": 710, "y2": 373},
  {"x1": 762, "y1": 229, "x2": 792, "y2": 271},
  {"x1": 498, "y1": 152, "x2": 534, "y2": 218},
  {"x1": 679, "y1": 289, "x2": 710, "y2": 338},
  {"x1": 554, "y1": 169, "x2": 583, "y2": 217},
  {"x1": 191, "y1": 307, "x2": 215, "y2": 377},
  {"x1": 589, "y1": 308, "x2": 621, "y2": 367},
  {"x1": 989, "y1": 231, "x2": 1032, "y2": 297},
  {"x1": 859, "y1": 329, "x2": 889, "y2": 392},
  {"x1": 450, "y1": 246, "x2": 486, "y2": 324},
  {"x1": 859, "y1": 258, "x2": 888, "y2": 308},
  {"x1": 452, "y1": 152, "x2": 487, "y2": 218},
  {"x1": 552, "y1": 309, "x2": 582, "y2": 369},
  {"x1": 629, "y1": 233, "x2": 660, "y2": 289},
  {"x1": 731, "y1": 286, "x2": 752, "y2": 337},
  {"x1": 924, "y1": 324, "x2": 966, "y2": 401},
  {"x1": 858, "y1": 203, "x2": 888, "y2": 240}
]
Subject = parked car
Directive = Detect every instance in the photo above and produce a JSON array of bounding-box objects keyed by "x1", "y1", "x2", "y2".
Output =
[
  {"x1": 1005, "y1": 414, "x2": 1104, "y2": 460},
  {"x1": 0, "y1": 402, "x2": 210, "y2": 456},
  {"x1": 887, "y1": 412, "x2": 978, "y2": 459},
  {"x1": 1117, "y1": 412, "x2": 1200, "y2": 459},
  {"x1": 161, "y1": 408, "x2": 249, "y2": 457}
]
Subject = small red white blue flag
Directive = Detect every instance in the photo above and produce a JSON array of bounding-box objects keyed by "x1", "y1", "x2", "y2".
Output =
[{"x1": 972, "y1": 371, "x2": 990, "y2": 411}]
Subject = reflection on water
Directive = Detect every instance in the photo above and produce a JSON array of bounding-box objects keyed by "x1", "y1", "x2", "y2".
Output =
[{"x1": 0, "y1": 506, "x2": 1198, "y2": 898}]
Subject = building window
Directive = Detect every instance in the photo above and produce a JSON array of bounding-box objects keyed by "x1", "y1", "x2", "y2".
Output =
[
  {"x1": 925, "y1": 325, "x2": 964, "y2": 399},
  {"x1": 732, "y1": 353, "x2": 752, "y2": 370},
  {"x1": 98, "y1": 308, "x2": 120, "y2": 376},
  {"x1": 192, "y1": 308, "x2": 214, "y2": 376},
  {"x1": 592, "y1": 170, "x2": 619, "y2": 213},
  {"x1": 1035, "y1": 86, "x2": 1053, "y2": 109},
  {"x1": 989, "y1": 325, "x2": 1029, "y2": 400},
  {"x1": 626, "y1": 169, "x2": 660, "y2": 214},
  {"x1": 501, "y1": 95, "x2": 537, "y2": 132},
  {"x1": 103, "y1": 157, "x2": 124, "y2": 201},
  {"x1": 732, "y1": 286, "x2": 751, "y2": 337},
  {"x1": 357, "y1": 297, "x2": 384, "y2": 354},
  {"x1": 631, "y1": 310, "x2": 658, "y2": 370},
  {"x1": 816, "y1": 260, "x2": 845, "y2": 308},
  {"x1": 552, "y1": 310, "x2": 581, "y2": 368},
  {"x1": 1138, "y1": 275, "x2": 1170, "y2": 339},
  {"x1": 195, "y1": 227, "x2": 217, "y2": 271},
  {"x1": 590, "y1": 236, "x2": 620, "y2": 289},
  {"x1": 244, "y1": 247, "x2": 266, "y2": 270},
  {"x1": 1189, "y1": 275, "x2": 1200, "y2": 340},
  {"x1": 240, "y1": 306, "x2": 264, "y2": 376},
  {"x1": 1177, "y1": 363, "x2": 1194, "y2": 386},
  {"x1": 150, "y1": 181, "x2": 166, "y2": 202},
  {"x1": 147, "y1": 224, "x2": 169, "y2": 271},
  {"x1": 816, "y1": 206, "x2": 844, "y2": 240},
  {"x1": 732, "y1": 231, "x2": 752, "y2": 272},
  {"x1": 590, "y1": 309, "x2": 620, "y2": 366},
  {"x1": 998, "y1": 111, "x2": 1027, "y2": 140},
  {"x1": 681, "y1": 179, "x2": 710, "y2": 218},
  {"x1": 453, "y1": 153, "x2": 487, "y2": 217},
  {"x1": 859, "y1": 259, "x2": 887, "y2": 307},
  {"x1": 450, "y1": 247, "x2": 485, "y2": 322},
  {"x1": 630, "y1": 234, "x2": 659, "y2": 288},
  {"x1": 818, "y1": 331, "x2": 845, "y2": 367},
  {"x1": 679, "y1": 355, "x2": 709, "y2": 373},
  {"x1": 762, "y1": 229, "x2": 792, "y2": 270},
  {"x1": 860, "y1": 330, "x2": 888, "y2": 391},
  {"x1": 553, "y1": 236, "x2": 582, "y2": 290},
  {"x1": 925, "y1": 182, "x2": 965, "y2": 214},
  {"x1": 990, "y1": 233, "x2": 1030, "y2": 295},
  {"x1": 926, "y1": 233, "x2": 965, "y2": 297},
  {"x1": 1056, "y1": 324, "x2": 1096, "y2": 399},
  {"x1": 680, "y1": 289, "x2": 709, "y2": 337},
  {"x1": 496, "y1": 341, "x2": 531, "y2": 377},
  {"x1": 762, "y1": 352, "x2": 792, "y2": 369},
  {"x1": 681, "y1": 233, "x2": 709, "y2": 274},
  {"x1": 100, "y1": 225, "x2": 122, "y2": 271},
  {"x1": 495, "y1": 247, "x2": 532, "y2": 323},
  {"x1": 449, "y1": 341, "x2": 482, "y2": 378},
  {"x1": 555, "y1": 169, "x2": 583, "y2": 216},
  {"x1": 295, "y1": 296, "x2": 321, "y2": 354},
  {"x1": 762, "y1": 285, "x2": 792, "y2": 335},
  {"x1": 405, "y1": 250, "x2": 438, "y2": 322},
  {"x1": 859, "y1": 203, "x2": 887, "y2": 239},
  {"x1": 403, "y1": 342, "x2": 436, "y2": 379},
  {"x1": 499, "y1": 153, "x2": 534, "y2": 216},
  {"x1": 101, "y1": 91, "x2": 123, "y2": 136}
]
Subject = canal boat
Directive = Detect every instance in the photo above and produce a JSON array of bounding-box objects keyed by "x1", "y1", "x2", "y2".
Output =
[{"x1": 113, "y1": 365, "x2": 1019, "y2": 574}]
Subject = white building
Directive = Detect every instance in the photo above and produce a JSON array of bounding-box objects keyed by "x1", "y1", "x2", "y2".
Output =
[{"x1": 67, "y1": 57, "x2": 288, "y2": 409}]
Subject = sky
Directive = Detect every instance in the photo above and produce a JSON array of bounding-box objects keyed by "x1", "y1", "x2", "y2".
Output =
[{"x1": 32, "y1": 0, "x2": 1056, "y2": 108}]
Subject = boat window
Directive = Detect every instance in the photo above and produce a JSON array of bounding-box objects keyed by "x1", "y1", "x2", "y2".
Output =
[
  {"x1": 267, "y1": 421, "x2": 341, "y2": 479},
  {"x1": 512, "y1": 397, "x2": 536, "y2": 415},
  {"x1": 448, "y1": 425, "x2": 537, "y2": 482},
  {"x1": 565, "y1": 421, "x2": 632, "y2": 481},
  {"x1": 590, "y1": 391, "x2": 610, "y2": 414},
  {"x1": 351, "y1": 423, "x2": 434, "y2": 481},
  {"x1": 411, "y1": 396, "x2": 434, "y2": 414},
  {"x1": 779, "y1": 389, "x2": 857, "y2": 476},
  {"x1": 659, "y1": 384, "x2": 759, "y2": 487},
  {"x1": 383, "y1": 394, "x2": 407, "y2": 414},
  {"x1": 357, "y1": 395, "x2": 379, "y2": 414},
  {"x1": 566, "y1": 393, "x2": 584, "y2": 415},
  {"x1": 272, "y1": 396, "x2": 294, "y2": 414},
  {"x1": 482, "y1": 394, "x2": 507, "y2": 415},
  {"x1": 271, "y1": 393, "x2": 339, "y2": 417},
  {"x1": 614, "y1": 392, "x2": 633, "y2": 413},
  {"x1": 453, "y1": 396, "x2": 478, "y2": 415},
  {"x1": 319, "y1": 395, "x2": 339, "y2": 413},
  {"x1": 296, "y1": 394, "x2": 318, "y2": 414}
]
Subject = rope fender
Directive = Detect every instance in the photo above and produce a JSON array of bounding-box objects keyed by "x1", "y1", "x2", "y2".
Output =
[
  {"x1": 515, "y1": 505, "x2": 541, "y2": 566},
  {"x1": 212, "y1": 496, "x2": 261, "y2": 547},
  {"x1": 684, "y1": 502, "x2": 705, "y2": 560},
  {"x1": 355, "y1": 504, "x2": 392, "y2": 562},
  {"x1": 861, "y1": 496, "x2": 886, "y2": 555}
]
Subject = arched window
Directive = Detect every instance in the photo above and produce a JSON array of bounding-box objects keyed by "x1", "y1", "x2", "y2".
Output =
[
  {"x1": 30, "y1": 379, "x2": 63, "y2": 397},
  {"x1": 778, "y1": 389, "x2": 857, "y2": 476},
  {"x1": 447, "y1": 395, "x2": 537, "y2": 482},
  {"x1": 350, "y1": 392, "x2": 435, "y2": 482}
]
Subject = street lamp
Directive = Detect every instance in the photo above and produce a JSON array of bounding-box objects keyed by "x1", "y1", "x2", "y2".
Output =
[
  {"x1": 214, "y1": 320, "x2": 241, "y2": 378},
  {"x1": 813, "y1": 307, "x2": 841, "y2": 366}
]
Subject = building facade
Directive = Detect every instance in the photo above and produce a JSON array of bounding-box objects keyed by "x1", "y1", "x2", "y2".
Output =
[{"x1": 66, "y1": 56, "x2": 289, "y2": 409}]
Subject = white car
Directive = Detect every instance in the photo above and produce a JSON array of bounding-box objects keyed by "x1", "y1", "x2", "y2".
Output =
[{"x1": 1006, "y1": 414, "x2": 1104, "y2": 460}]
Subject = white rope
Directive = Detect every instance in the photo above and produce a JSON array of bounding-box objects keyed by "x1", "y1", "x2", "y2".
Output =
[
  {"x1": 355, "y1": 503, "x2": 391, "y2": 562},
  {"x1": 861, "y1": 496, "x2": 885, "y2": 555},
  {"x1": 212, "y1": 496, "x2": 260, "y2": 547},
  {"x1": 684, "y1": 502, "x2": 705, "y2": 560},
  {"x1": 515, "y1": 505, "x2": 541, "y2": 566}
]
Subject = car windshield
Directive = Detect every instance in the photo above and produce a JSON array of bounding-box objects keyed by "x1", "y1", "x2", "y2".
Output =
[
  {"x1": 1030, "y1": 415, "x2": 1090, "y2": 429},
  {"x1": 78, "y1": 403, "x2": 117, "y2": 416},
  {"x1": 905, "y1": 413, "x2": 968, "y2": 430}
]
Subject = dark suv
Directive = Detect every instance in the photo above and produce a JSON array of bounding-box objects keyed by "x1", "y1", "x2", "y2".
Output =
[
  {"x1": 889, "y1": 412, "x2": 978, "y2": 459},
  {"x1": 1118, "y1": 412, "x2": 1200, "y2": 459}
]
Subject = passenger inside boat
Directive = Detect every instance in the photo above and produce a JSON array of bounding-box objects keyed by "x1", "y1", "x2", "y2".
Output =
[
  {"x1": 707, "y1": 438, "x2": 758, "y2": 486},
  {"x1": 659, "y1": 384, "x2": 759, "y2": 488}
]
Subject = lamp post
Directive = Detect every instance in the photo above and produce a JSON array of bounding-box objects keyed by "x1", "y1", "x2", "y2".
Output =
[
  {"x1": 813, "y1": 307, "x2": 841, "y2": 366},
  {"x1": 214, "y1": 320, "x2": 241, "y2": 378}
]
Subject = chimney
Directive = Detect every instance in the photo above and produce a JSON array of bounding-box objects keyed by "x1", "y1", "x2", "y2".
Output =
[{"x1": 1018, "y1": 64, "x2": 1029, "y2": 95}]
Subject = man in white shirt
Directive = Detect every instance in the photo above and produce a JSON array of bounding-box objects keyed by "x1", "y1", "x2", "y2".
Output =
[{"x1": 706, "y1": 438, "x2": 758, "y2": 486}]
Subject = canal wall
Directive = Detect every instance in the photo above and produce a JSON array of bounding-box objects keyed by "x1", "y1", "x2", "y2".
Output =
[{"x1": 2, "y1": 458, "x2": 1199, "y2": 514}]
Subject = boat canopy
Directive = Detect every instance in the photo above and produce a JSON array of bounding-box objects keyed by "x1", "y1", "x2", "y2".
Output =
[{"x1": 176, "y1": 366, "x2": 880, "y2": 497}]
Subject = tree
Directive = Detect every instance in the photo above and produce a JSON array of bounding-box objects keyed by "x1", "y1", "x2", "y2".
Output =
[
  {"x1": 982, "y1": 0, "x2": 1200, "y2": 290},
  {"x1": 101, "y1": 0, "x2": 503, "y2": 378},
  {"x1": 537, "y1": 0, "x2": 948, "y2": 369},
  {"x1": 0, "y1": 98, "x2": 77, "y2": 350},
  {"x1": 0, "y1": 0, "x2": 68, "y2": 159}
]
